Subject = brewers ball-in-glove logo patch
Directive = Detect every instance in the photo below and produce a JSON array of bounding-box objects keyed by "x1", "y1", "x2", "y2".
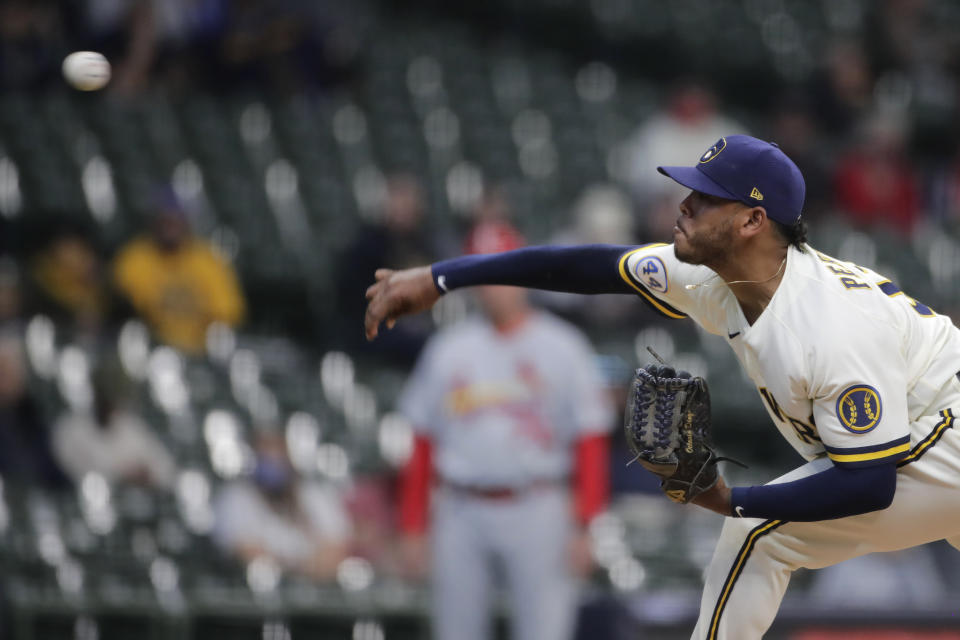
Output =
[
  {"x1": 836, "y1": 385, "x2": 883, "y2": 433},
  {"x1": 699, "y1": 137, "x2": 727, "y2": 163},
  {"x1": 633, "y1": 256, "x2": 669, "y2": 293}
]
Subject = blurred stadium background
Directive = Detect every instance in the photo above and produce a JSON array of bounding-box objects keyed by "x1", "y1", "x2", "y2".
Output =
[{"x1": 2, "y1": 0, "x2": 960, "y2": 638}]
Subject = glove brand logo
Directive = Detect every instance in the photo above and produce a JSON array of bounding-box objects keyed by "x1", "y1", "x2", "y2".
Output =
[
  {"x1": 836, "y1": 384, "x2": 883, "y2": 433},
  {"x1": 684, "y1": 412, "x2": 695, "y2": 453},
  {"x1": 666, "y1": 489, "x2": 687, "y2": 503},
  {"x1": 699, "y1": 137, "x2": 727, "y2": 163}
]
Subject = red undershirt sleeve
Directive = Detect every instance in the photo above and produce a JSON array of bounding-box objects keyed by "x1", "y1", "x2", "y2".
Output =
[
  {"x1": 574, "y1": 433, "x2": 610, "y2": 526},
  {"x1": 398, "y1": 434, "x2": 433, "y2": 535}
]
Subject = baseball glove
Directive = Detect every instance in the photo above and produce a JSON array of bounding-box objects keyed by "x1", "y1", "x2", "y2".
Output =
[{"x1": 623, "y1": 362, "x2": 723, "y2": 504}]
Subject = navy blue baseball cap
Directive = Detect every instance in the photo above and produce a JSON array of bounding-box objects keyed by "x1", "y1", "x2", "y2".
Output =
[{"x1": 657, "y1": 135, "x2": 805, "y2": 225}]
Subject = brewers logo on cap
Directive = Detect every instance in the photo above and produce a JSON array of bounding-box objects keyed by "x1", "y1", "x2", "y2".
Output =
[
  {"x1": 836, "y1": 385, "x2": 882, "y2": 433},
  {"x1": 699, "y1": 137, "x2": 727, "y2": 163}
]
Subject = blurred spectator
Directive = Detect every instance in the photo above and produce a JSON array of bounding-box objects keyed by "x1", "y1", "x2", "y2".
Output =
[
  {"x1": 397, "y1": 221, "x2": 613, "y2": 640},
  {"x1": 0, "y1": 335, "x2": 70, "y2": 490},
  {"x1": 75, "y1": 0, "x2": 237, "y2": 96},
  {"x1": 935, "y1": 149, "x2": 960, "y2": 229},
  {"x1": 213, "y1": 428, "x2": 351, "y2": 580},
  {"x1": 469, "y1": 185, "x2": 512, "y2": 227},
  {"x1": 455, "y1": 184, "x2": 515, "y2": 259},
  {"x1": 0, "y1": 0, "x2": 68, "y2": 91},
  {"x1": 540, "y1": 184, "x2": 645, "y2": 332},
  {"x1": 344, "y1": 475, "x2": 397, "y2": 572},
  {"x1": 28, "y1": 224, "x2": 111, "y2": 341},
  {"x1": 563, "y1": 184, "x2": 636, "y2": 246},
  {"x1": 810, "y1": 41, "x2": 874, "y2": 137},
  {"x1": 51, "y1": 362, "x2": 176, "y2": 490},
  {"x1": 209, "y1": 0, "x2": 339, "y2": 94},
  {"x1": 74, "y1": 0, "x2": 161, "y2": 94},
  {"x1": 112, "y1": 188, "x2": 245, "y2": 355},
  {"x1": 76, "y1": 0, "x2": 159, "y2": 96},
  {"x1": 625, "y1": 81, "x2": 748, "y2": 239},
  {"x1": 833, "y1": 113, "x2": 922, "y2": 234},
  {"x1": 336, "y1": 173, "x2": 440, "y2": 365},
  {"x1": 72, "y1": 0, "x2": 367, "y2": 96},
  {"x1": 0, "y1": 259, "x2": 23, "y2": 334},
  {"x1": 867, "y1": 0, "x2": 960, "y2": 160},
  {"x1": 867, "y1": 0, "x2": 933, "y2": 71},
  {"x1": 768, "y1": 99, "x2": 832, "y2": 221}
]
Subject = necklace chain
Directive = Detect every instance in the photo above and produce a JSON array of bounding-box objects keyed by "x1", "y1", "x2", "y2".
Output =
[
  {"x1": 685, "y1": 256, "x2": 788, "y2": 291},
  {"x1": 725, "y1": 256, "x2": 787, "y2": 287}
]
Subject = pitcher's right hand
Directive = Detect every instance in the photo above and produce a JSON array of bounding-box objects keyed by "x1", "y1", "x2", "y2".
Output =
[{"x1": 364, "y1": 266, "x2": 440, "y2": 341}]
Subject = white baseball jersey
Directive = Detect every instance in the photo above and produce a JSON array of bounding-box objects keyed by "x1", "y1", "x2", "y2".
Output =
[
  {"x1": 620, "y1": 242, "x2": 960, "y2": 469},
  {"x1": 399, "y1": 312, "x2": 612, "y2": 489}
]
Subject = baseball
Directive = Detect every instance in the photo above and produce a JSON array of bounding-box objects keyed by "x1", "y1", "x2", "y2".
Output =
[{"x1": 62, "y1": 51, "x2": 111, "y2": 91}]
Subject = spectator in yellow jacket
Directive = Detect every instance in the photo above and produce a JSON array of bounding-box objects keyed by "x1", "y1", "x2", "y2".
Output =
[{"x1": 113, "y1": 190, "x2": 245, "y2": 354}]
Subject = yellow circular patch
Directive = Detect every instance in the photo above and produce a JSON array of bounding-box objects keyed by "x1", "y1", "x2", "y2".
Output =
[{"x1": 836, "y1": 385, "x2": 882, "y2": 433}]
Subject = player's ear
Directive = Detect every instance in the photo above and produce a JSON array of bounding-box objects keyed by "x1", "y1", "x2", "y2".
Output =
[{"x1": 738, "y1": 206, "x2": 767, "y2": 238}]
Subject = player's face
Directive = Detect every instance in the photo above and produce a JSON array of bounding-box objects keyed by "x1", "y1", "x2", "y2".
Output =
[
  {"x1": 476, "y1": 285, "x2": 528, "y2": 322},
  {"x1": 673, "y1": 191, "x2": 742, "y2": 266}
]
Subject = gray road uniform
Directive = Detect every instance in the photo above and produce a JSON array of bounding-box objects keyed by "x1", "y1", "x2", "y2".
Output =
[{"x1": 399, "y1": 311, "x2": 612, "y2": 640}]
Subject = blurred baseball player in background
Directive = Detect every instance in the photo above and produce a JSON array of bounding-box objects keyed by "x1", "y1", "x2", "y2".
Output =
[
  {"x1": 365, "y1": 135, "x2": 960, "y2": 639},
  {"x1": 395, "y1": 220, "x2": 613, "y2": 640}
]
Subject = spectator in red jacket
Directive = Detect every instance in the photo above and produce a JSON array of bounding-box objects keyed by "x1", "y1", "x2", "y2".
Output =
[{"x1": 834, "y1": 114, "x2": 922, "y2": 235}]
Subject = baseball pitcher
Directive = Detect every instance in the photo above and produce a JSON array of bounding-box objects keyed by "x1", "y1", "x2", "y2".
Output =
[{"x1": 365, "y1": 135, "x2": 960, "y2": 639}]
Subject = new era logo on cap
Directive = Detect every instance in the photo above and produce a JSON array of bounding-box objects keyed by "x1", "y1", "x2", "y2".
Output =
[{"x1": 657, "y1": 135, "x2": 806, "y2": 225}]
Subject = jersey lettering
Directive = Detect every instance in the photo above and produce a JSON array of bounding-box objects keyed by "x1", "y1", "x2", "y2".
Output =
[
  {"x1": 814, "y1": 251, "x2": 838, "y2": 264},
  {"x1": 908, "y1": 297, "x2": 935, "y2": 317},
  {"x1": 758, "y1": 387, "x2": 784, "y2": 422},
  {"x1": 815, "y1": 252, "x2": 869, "y2": 289},
  {"x1": 840, "y1": 277, "x2": 870, "y2": 290},
  {"x1": 759, "y1": 387, "x2": 821, "y2": 444},
  {"x1": 815, "y1": 251, "x2": 870, "y2": 289},
  {"x1": 826, "y1": 265, "x2": 857, "y2": 277},
  {"x1": 787, "y1": 415, "x2": 821, "y2": 444},
  {"x1": 878, "y1": 280, "x2": 936, "y2": 317}
]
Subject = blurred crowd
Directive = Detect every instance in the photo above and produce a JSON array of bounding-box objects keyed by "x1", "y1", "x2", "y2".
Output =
[
  {"x1": 0, "y1": 187, "x2": 241, "y2": 478},
  {"x1": 0, "y1": 0, "x2": 368, "y2": 96},
  {"x1": 2, "y1": 0, "x2": 960, "y2": 635},
  {"x1": 0, "y1": 168, "x2": 635, "y2": 577},
  {"x1": 1, "y1": 0, "x2": 960, "y2": 236}
]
